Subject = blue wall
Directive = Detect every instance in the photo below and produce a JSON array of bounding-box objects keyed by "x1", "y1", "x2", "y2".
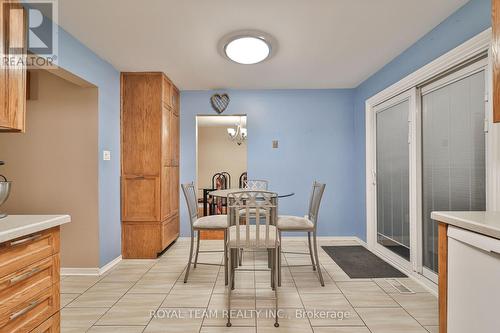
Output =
[
  {"x1": 180, "y1": 90, "x2": 356, "y2": 237},
  {"x1": 56, "y1": 27, "x2": 121, "y2": 266},
  {"x1": 352, "y1": 0, "x2": 491, "y2": 241}
]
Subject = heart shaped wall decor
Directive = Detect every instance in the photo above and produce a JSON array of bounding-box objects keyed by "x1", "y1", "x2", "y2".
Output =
[{"x1": 210, "y1": 93, "x2": 230, "y2": 114}]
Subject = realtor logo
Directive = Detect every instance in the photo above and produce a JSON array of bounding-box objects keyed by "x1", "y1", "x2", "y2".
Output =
[{"x1": 2, "y1": 0, "x2": 58, "y2": 68}]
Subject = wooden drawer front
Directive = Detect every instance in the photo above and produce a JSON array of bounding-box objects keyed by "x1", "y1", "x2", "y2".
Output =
[
  {"x1": 0, "y1": 228, "x2": 60, "y2": 279},
  {"x1": 0, "y1": 255, "x2": 58, "y2": 315},
  {"x1": 0, "y1": 282, "x2": 59, "y2": 333},
  {"x1": 122, "y1": 176, "x2": 160, "y2": 221},
  {"x1": 162, "y1": 215, "x2": 179, "y2": 249},
  {"x1": 31, "y1": 312, "x2": 59, "y2": 333}
]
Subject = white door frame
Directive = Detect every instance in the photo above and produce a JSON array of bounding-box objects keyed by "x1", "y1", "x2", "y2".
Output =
[{"x1": 365, "y1": 28, "x2": 493, "y2": 288}]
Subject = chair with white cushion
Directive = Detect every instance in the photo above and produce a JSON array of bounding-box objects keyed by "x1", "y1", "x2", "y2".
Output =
[
  {"x1": 277, "y1": 181, "x2": 326, "y2": 286},
  {"x1": 226, "y1": 190, "x2": 280, "y2": 327},
  {"x1": 182, "y1": 182, "x2": 228, "y2": 284}
]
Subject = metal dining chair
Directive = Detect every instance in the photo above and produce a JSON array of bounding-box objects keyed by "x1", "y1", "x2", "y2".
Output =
[
  {"x1": 182, "y1": 182, "x2": 229, "y2": 284},
  {"x1": 211, "y1": 172, "x2": 231, "y2": 215},
  {"x1": 243, "y1": 179, "x2": 269, "y2": 190},
  {"x1": 277, "y1": 181, "x2": 326, "y2": 286},
  {"x1": 238, "y1": 179, "x2": 269, "y2": 265},
  {"x1": 238, "y1": 172, "x2": 247, "y2": 188},
  {"x1": 226, "y1": 190, "x2": 280, "y2": 327}
]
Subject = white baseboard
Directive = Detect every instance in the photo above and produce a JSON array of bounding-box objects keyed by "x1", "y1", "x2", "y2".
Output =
[
  {"x1": 98, "y1": 255, "x2": 122, "y2": 275},
  {"x1": 61, "y1": 255, "x2": 122, "y2": 276}
]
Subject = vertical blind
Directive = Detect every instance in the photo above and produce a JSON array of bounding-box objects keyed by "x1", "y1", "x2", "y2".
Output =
[
  {"x1": 421, "y1": 70, "x2": 486, "y2": 273},
  {"x1": 376, "y1": 99, "x2": 410, "y2": 253}
]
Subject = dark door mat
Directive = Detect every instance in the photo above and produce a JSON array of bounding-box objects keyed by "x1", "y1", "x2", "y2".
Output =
[{"x1": 321, "y1": 245, "x2": 407, "y2": 279}]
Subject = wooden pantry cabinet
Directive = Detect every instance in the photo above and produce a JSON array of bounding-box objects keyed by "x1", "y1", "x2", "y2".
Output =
[
  {"x1": 121, "y1": 72, "x2": 180, "y2": 258},
  {"x1": 0, "y1": 0, "x2": 27, "y2": 132}
]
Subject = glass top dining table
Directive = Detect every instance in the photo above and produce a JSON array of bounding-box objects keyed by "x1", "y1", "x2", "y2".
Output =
[{"x1": 208, "y1": 188, "x2": 295, "y2": 198}]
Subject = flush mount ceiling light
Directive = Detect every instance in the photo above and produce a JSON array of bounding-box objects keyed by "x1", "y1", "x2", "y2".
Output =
[{"x1": 219, "y1": 30, "x2": 277, "y2": 65}]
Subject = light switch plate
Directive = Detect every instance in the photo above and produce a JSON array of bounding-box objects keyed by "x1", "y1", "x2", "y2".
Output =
[{"x1": 103, "y1": 150, "x2": 111, "y2": 161}]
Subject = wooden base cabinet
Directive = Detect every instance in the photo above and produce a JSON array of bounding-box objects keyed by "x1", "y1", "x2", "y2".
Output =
[
  {"x1": 121, "y1": 72, "x2": 180, "y2": 259},
  {"x1": 0, "y1": 227, "x2": 61, "y2": 333}
]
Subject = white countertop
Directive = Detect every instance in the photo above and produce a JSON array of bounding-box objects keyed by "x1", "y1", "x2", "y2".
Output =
[
  {"x1": 431, "y1": 211, "x2": 500, "y2": 240},
  {"x1": 0, "y1": 215, "x2": 71, "y2": 243}
]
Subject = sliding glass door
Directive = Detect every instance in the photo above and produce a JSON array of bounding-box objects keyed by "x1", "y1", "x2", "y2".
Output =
[
  {"x1": 375, "y1": 94, "x2": 412, "y2": 263},
  {"x1": 421, "y1": 65, "x2": 487, "y2": 275},
  {"x1": 369, "y1": 58, "x2": 488, "y2": 281}
]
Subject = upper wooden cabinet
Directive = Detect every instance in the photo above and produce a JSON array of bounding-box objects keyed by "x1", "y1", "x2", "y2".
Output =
[
  {"x1": 0, "y1": 0, "x2": 27, "y2": 132},
  {"x1": 121, "y1": 72, "x2": 180, "y2": 258}
]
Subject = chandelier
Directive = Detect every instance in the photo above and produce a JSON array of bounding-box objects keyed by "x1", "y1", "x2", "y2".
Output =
[{"x1": 227, "y1": 118, "x2": 247, "y2": 145}]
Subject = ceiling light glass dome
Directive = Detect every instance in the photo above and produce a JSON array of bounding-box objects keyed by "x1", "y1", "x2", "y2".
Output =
[{"x1": 219, "y1": 30, "x2": 277, "y2": 65}]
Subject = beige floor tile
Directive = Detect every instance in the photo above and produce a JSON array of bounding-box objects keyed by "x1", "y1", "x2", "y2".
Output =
[
  {"x1": 67, "y1": 291, "x2": 124, "y2": 308},
  {"x1": 357, "y1": 307, "x2": 428, "y2": 333},
  {"x1": 99, "y1": 271, "x2": 145, "y2": 283},
  {"x1": 96, "y1": 294, "x2": 166, "y2": 326},
  {"x1": 201, "y1": 327, "x2": 255, "y2": 333},
  {"x1": 144, "y1": 308, "x2": 204, "y2": 332},
  {"x1": 337, "y1": 281, "x2": 399, "y2": 308},
  {"x1": 95, "y1": 305, "x2": 157, "y2": 326},
  {"x1": 115, "y1": 293, "x2": 166, "y2": 307},
  {"x1": 87, "y1": 326, "x2": 145, "y2": 333},
  {"x1": 299, "y1": 294, "x2": 364, "y2": 326},
  {"x1": 391, "y1": 293, "x2": 438, "y2": 326},
  {"x1": 61, "y1": 276, "x2": 101, "y2": 293},
  {"x1": 61, "y1": 293, "x2": 80, "y2": 308},
  {"x1": 424, "y1": 326, "x2": 439, "y2": 333},
  {"x1": 373, "y1": 278, "x2": 429, "y2": 294},
  {"x1": 162, "y1": 289, "x2": 212, "y2": 307},
  {"x1": 257, "y1": 309, "x2": 312, "y2": 333},
  {"x1": 59, "y1": 238, "x2": 437, "y2": 333},
  {"x1": 85, "y1": 281, "x2": 134, "y2": 294},
  {"x1": 61, "y1": 328, "x2": 88, "y2": 333},
  {"x1": 61, "y1": 307, "x2": 108, "y2": 329},
  {"x1": 313, "y1": 327, "x2": 370, "y2": 333},
  {"x1": 256, "y1": 289, "x2": 303, "y2": 308},
  {"x1": 128, "y1": 279, "x2": 174, "y2": 294}
]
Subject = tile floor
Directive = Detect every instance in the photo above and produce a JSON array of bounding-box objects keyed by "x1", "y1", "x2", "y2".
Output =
[{"x1": 60, "y1": 238, "x2": 438, "y2": 333}]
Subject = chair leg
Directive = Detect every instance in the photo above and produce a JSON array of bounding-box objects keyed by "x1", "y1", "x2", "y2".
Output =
[
  {"x1": 231, "y1": 248, "x2": 236, "y2": 290},
  {"x1": 224, "y1": 230, "x2": 228, "y2": 286},
  {"x1": 273, "y1": 247, "x2": 279, "y2": 327},
  {"x1": 307, "y1": 232, "x2": 316, "y2": 271},
  {"x1": 312, "y1": 231, "x2": 325, "y2": 286},
  {"x1": 227, "y1": 246, "x2": 232, "y2": 327},
  {"x1": 278, "y1": 232, "x2": 282, "y2": 287},
  {"x1": 194, "y1": 230, "x2": 201, "y2": 268},
  {"x1": 184, "y1": 230, "x2": 195, "y2": 283},
  {"x1": 238, "y1": 248, "x2": 243, "y2": 266},
  {"x1": 270, "y1": 249, "x2": 275, "y2": 290}
]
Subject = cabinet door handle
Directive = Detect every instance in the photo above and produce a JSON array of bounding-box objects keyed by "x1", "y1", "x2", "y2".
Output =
[
  {"x1": 10, "y1": 267, "x2": 42, "y2": 284},
  {"x1": 10, "y1": 300, "x2": 40, "y2": 320},
  {"x1": 133, "y1": 176, "x2": 145, "y2": 180},
  {"x1": 10, "y1": 234, "x2": 42, "y2": 246}
]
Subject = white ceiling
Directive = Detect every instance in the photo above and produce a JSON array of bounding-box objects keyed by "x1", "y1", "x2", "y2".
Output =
[{"x1": 58, "y1": 0, "x2": 468, "y2": 90}]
